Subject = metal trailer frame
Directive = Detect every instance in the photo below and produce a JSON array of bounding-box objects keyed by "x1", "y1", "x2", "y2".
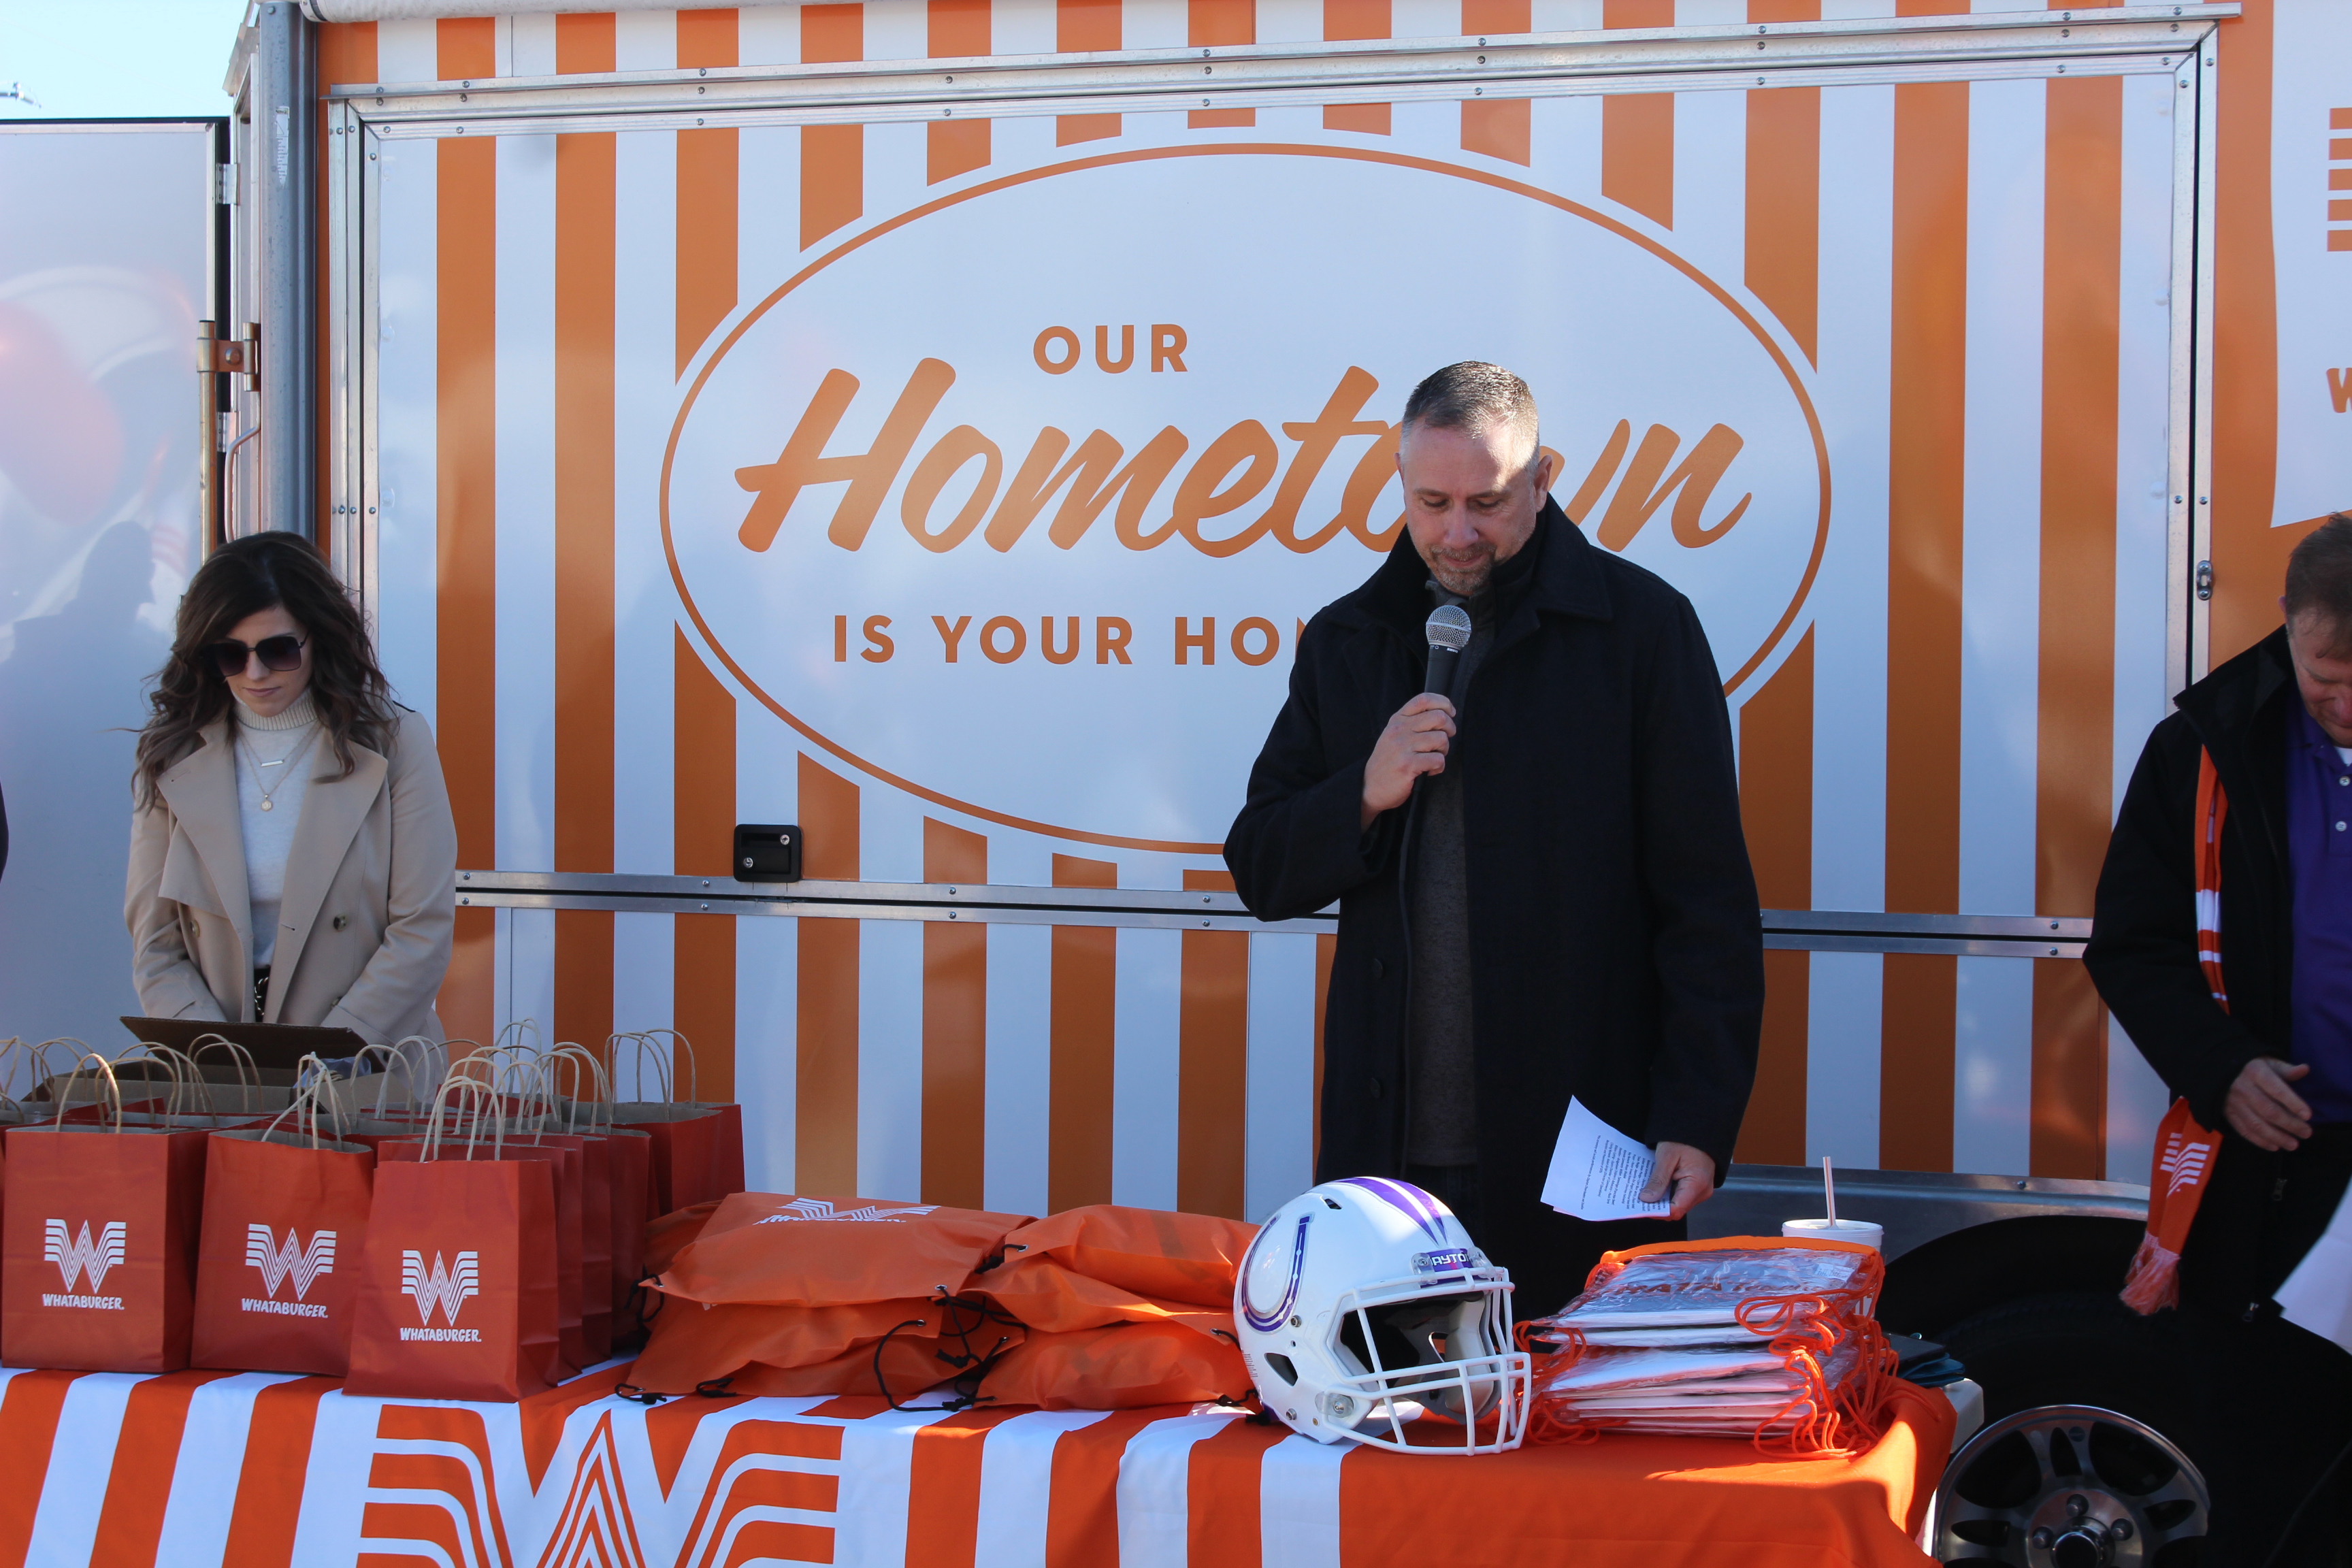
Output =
[{"x1": 308, "y1": 1, "x2": 2225, "y2": 970}]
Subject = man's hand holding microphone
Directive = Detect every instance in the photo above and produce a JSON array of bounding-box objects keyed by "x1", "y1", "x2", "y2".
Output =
[{"x1": 1360, "y1": 606, "x2": 1473, "y2": 832}]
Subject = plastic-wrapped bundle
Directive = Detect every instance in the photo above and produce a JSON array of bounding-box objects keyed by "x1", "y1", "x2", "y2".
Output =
[{"x1": 1517, "y1": 1237, "x2": 1897, "y2": 1455}]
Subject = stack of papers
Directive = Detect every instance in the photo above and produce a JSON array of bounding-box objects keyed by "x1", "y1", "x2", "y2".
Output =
[{"x1": 1532, "y1": 1247, "x2": 1878, "y2": 1437}]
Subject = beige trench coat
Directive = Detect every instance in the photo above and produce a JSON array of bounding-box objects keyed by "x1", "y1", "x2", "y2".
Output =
[{"x1": 124, "y1": 707, "x2": 459, "y2": 1043}]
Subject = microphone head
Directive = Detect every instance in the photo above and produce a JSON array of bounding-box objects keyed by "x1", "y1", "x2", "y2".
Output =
[{"x1": 1425, "y1": 604, "x2": 1473, "y2": 653}]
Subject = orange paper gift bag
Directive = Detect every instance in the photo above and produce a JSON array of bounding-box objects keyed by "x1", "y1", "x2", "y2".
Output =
[{"x1": 1, "y1": 1057, "x2": 208, "y2": 1373}]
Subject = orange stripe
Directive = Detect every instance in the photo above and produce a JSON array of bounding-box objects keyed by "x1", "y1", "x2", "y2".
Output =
[
  {"x1": 1188, "y1": 0, "x2": 1254, "y2": 129},
  {"x1": 1878, "y1": 77, "x2": 1970, "y2": 1175},
  {"x1": 1459, "y1": 0, "x2": 1529, "y2": 164},
  {"x1": 555, "y1": 11, "x2": 615, "y2": 70},
  {"x1": 553, "y1": 29, "x2": 617, "y2": 1062},
  {"x1": 218, "y1": 1376, "x2": 340, "y2": 1567},
  {"x1": 927, "y1": 0, "x2": 992, "y2": 184},
  {"x1": 798, "y1": 755, "x2": 862, "y2": 1194},
  {"x1": 923, "y1": 818, "x2": 989, "y2": 1209},
  {"x1": 90, "y1": 1371, "x2": 244, "y2": 1567},
  {"x1": 674, "y1": 631, "x2": 738, "y2": 1103},
  {"x1": 800, "y1": 6, "x2": 865, "y2": 248},
  {"x1": 2207, "y1": 0, "x2": 2292, "y2": 664},
  {"x1": 1179, "y1": 868, "x2": 1248, "y2": 1219},
  {"x1": 904, "y1": 1407, "x2": 1027, "y2": 1565},
  {"x1": 1049, "y1": 854, "x2": 1118, "y2": 1211},
  {"x1": 434, "y1": 36, "x2": 498, "y2": 1043},
  {"x1": 1057, "y1": 0, "x2": 1120, "y2": 145},
  {"x1": 0, "y1": 1372, "x2": 78, "y2": 1566},
  {"x1": 677, "y1": 8, "x2": 741, "y2": 65},
  {"x1": 677, "y1": 12, "x2": 740, "y2": 377},
  {"x1": 1735, "y1": 627, "x2": 1812, "y2": 1166},
  {"x1": 1602, "y1": 95, "x2": 1673, "y2": 229},
  {"x1": 1745, "y1": 84, "x2": 1820, "y2": 365},
  {"x1": 1313, "y1": 932, "x2": 1334, "y2": 1172},
  {"x1": 1187, "y1": 1417, "x2": 1292, "y2": 1562},
  {"x1": 2030, "y1": 76, "x2": 2124, "y2": 1181},
  {"x1": 1043, "y1": 1410, "x2": 1166, "y2": 1568},
  {"x1": 1323, "y1": 0, "x2": 1387, "y2": 37},
  {"x1": 1603, "y1": 0, "x2": 1670, "y2": 21}
]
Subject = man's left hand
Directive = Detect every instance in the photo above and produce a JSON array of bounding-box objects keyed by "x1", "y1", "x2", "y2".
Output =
[{"x1": 1639, "y1": 1142, "x2": 1716, "y2": 1220}]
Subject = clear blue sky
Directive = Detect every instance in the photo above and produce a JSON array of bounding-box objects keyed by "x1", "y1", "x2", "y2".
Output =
[{"x1": 0, "y1": 1, "x2": 255, "y2": 120}]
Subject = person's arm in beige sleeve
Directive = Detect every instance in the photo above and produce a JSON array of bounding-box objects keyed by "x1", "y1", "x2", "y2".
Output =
[
  {"x1": 124, "y1": 800, "x2": 227, "y2": 1022},
  {"x1": 317, "y1": 708, "x2": 458, "y2": 1041}
]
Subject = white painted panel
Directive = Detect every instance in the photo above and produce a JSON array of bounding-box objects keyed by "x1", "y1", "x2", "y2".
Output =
[
  {"x1": 1113, "y1": 926, "x2": 1183, "y2": 1209},
  {"x1": 1390, "y1": 0, "x2": 1461, "y2": 44},
  {"x1": 1257, "y1": 0, "x2": 1322, "y2": 45},
  {"x1": 374, "y1": 137, "x2": 438, "y2": 727},
  {"x1": 612, "y1": 911, "x2": 675, "y2": 1097},
  {"x1": 1806, "y1": 949, "x2": 1881, "y2": 1169},
  {"x1": 373, "y1": 18, "x2": 439, "y2": 82},
  {"x1": 1529, "y1": 0, "x2": 1603, "y2": 30},
  {"x1": 505, "y1": 906, "x2": 557, "y2": 1043},
  {"x1": 1810, "y1": 82, "x2": 1895, "y2": 913},
  {"x1": 1952, "y1": 954, "x2": 2034, "y2": 1177},
  {"x1": 1246, "y1": 932, "x2": 1318, "y2": 1221},
  {"x1": 615, "y1": 8, "x2": 677, "y2": 71},
  {"x1": 493, "y1": 131, "x2": 558, "y2": 875},
  {"x1": 1531, "y1": 94, "x2": 1604, "y2": 211},
  {"x1": 510, "y1": 13, "x2": 556, "y2": 77},
  {"x1": 987, "y1": 921, "x2": 1054, "y2": 1216},
  {"x1": 1671, "y1": 86, "x2": 1745, "y2": 282},
  {"x1": 738, "y1": 911, "x2": 798, "y2": 1192},
  {"x1": 859, "y1": 916, "x2": 926, "y2": 1200},
  {"x1": 739, "y1": 3, "x2": 800, "y2": 66},
  {"x1": 994, "y1": 0, "x2": 1059, "y2": 56},
  {"x1": 1121, "y1": 0, "x2": 1186, "y2": 52},
  {"x1": 615, "y1": 125, "x2": 679, "y2": 880},
  {"x1": 738, "y1": 124, "x2": 800, "y2": 304},
  {"x1": 2106, "y1": 1015, "x2": 2172, "y2": 1185},
  {"x1": 864, "y1": 120, "x2": 930, "y2": 248},
  {"x1": 865, "y1": 0, "x2": 932, "y2": 61},
  {"x1": 1676, "y1": 0, "x2": 1745, "y2": 22},
  {"x1": 1955, "y1": 75, "x2": 2044, "y2": 919}
]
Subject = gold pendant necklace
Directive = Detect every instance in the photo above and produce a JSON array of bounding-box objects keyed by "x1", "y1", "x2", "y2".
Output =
[{"x1": 239, "y1": 722, "x2": 318, "y2": 813}]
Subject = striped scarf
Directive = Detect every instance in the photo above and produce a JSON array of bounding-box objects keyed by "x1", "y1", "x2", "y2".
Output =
[{"x1": 2120, "y1": 749, "x2": 2229, "y2": 1316}]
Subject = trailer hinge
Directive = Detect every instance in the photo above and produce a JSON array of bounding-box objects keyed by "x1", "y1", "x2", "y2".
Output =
[
  {"x1": 214, "y1": 161, "x2": 238, "y2": 206},
  {"x1": 2195, "y1": 560, "x2": 2215, "y2": 602},
  {"x1": 201, "y1": 336, "x2": 252, "y2": 376},
  {"x1": 217, "y1": 412, "x2": 237, "y2": 454}
]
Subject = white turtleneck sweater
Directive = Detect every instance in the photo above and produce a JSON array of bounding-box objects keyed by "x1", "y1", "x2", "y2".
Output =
[{"x1": 233, "y1": 691, "x2": 320, "y2": 967}]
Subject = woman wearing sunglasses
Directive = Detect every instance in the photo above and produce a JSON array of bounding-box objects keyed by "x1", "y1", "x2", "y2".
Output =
[{"x1": 124, "y1": 532, "x2": 458, "y2": 1043}]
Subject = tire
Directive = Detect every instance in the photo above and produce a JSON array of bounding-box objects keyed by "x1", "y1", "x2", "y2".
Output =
[{"x1": 1936, "y1": 1290, "x2": 2196, "y2": 1463}]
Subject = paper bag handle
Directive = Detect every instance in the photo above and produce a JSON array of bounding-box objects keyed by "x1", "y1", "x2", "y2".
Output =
[{"x1": 50, "y1": 1052, "x2": 125, "y2": 1132}]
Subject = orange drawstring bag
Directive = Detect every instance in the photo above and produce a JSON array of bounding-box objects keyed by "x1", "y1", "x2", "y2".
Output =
[
  {"x1": 983, "y1": 1205, "x2": 1256, "y2": 1311},
  {"x1": 653, "y1": 1192, "x2": 1032, "y2": 1308},
  {"x1": 643, "y1": 1198, "x2": 724, "y2": 1278},
  {"x1": 979, "y1": 1320, "x2": 1253, "y2": 1410}
]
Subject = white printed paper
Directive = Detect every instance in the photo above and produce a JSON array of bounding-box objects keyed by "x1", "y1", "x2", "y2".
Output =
[
  {"x1": 1541, "y1": 1098, "x2": 1672, "y2": 1222},
  {"x1": 2277, "y1": 1179, "x2": 2352, "y2": 1356}
]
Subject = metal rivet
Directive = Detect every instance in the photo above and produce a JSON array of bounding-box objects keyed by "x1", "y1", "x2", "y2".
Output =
[
  {"x1": 700, "y1": 66, "x2": 708, "y2": 76},
  {"x1": 702, "y1": 879, "x2": 712, "y2": 887},
  {"x1": 462, "y1": 872, "x2": 472, "y2": 880},
  {"x1": 1477, "y1": 53, "x2": 1486, "y2": 63},
  {"x1": 949, "y1": 911, "x2": 958, "y2": 919},
  {"x1": 700, "y1": 902, "x2": 709, "y2": 911},
  {"x1": 698, "y1": 84, "x2": 706, "y2": 93},
  {"x1": 1203, "y1": 64, "x2": 1213, "y2": 74}
]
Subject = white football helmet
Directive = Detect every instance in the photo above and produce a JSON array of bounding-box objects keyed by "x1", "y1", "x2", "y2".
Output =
[{"x1": 1235, "y1": 1177, "x2": 1529, "y2": 1454}]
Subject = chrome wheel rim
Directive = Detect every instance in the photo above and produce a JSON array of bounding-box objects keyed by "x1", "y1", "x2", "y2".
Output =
[{"x1": 1929, "y1": 1404, "x2": 2206, "y2": 1566}]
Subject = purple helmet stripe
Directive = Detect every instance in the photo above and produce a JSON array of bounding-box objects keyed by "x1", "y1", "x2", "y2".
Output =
[
  {"x1": 1334, "y1": 1177, "x2": 1451, "y2": 1244},
  {"x1": 1239, "y1": 1215, "x2": 1311, "y2": 1333}
]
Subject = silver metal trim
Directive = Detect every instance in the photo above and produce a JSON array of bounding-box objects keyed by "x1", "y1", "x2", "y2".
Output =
[
  {"x1": 331, "y1": 8, "x2": 2230, "y2": 135},
  {"x1": 2164, "y1": 51, "x2": 2197, "y2": 699},
  {"x1": 2186, "y1": 27, "x2": 2219, "y2": 683},
  {"x1": 446, "y1": 871, "x2": 2093, "y2": 953},
  {"x1": 1696, "y1": 1164, "x2": 2148, "y2": 1264},
  {"x1": 326, "y1": 97, "x2": 366, "y2": 589},
  {"x1": 253, "y1": 1, "x2": 318, "y2": 538}
]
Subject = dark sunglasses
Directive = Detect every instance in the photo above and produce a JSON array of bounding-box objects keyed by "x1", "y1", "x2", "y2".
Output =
[{"x1": 200, "y1": 634, "x2": 308, "y2": 678}]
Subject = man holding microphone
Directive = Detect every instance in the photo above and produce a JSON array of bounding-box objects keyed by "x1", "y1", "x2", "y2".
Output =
[{"x1": 1225, "y1": 361, "x2": 1765, "y2": 1316}]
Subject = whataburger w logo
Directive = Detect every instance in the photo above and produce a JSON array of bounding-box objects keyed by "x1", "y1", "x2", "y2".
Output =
[
  {"x1": 243, "y1": 1226, "x2": 335, "y2": 1319},
  {"x1": 754, "y1": 1198, "x2": 939, "y2": 1224},
  {"x1": 400, "y1": 1250, "x2": 483, "y2": 1342},
  {"x1": 43, "y1": 1220, "x2": 126, "y2": 1310},
  {"x1": 2159, "y1": 1132, "x2": 2213, "y2": 1198}
]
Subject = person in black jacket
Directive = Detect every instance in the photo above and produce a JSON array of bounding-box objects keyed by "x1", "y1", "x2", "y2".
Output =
[
  {"x1": 2086, "y1": 512, "x2": 2352, "y2": 1567},
  {"x1": 1224, "y1": 362, "x2": 1764, "y2": 1318}
]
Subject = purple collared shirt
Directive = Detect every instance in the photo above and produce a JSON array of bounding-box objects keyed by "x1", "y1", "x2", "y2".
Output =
[{"x1": 2287, "y1": 703, "x2": 2352, "y2": 1122}]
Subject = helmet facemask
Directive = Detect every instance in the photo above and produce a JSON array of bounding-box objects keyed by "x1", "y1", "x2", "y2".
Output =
[{"x1": 1322, "y1": 1271, "x2": 1529, "y2": 1452}]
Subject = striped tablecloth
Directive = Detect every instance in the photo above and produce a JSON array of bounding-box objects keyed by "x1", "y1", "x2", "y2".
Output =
[{"x1": 0, "y1": 1364, "x2": 1950, "y2": 1567}]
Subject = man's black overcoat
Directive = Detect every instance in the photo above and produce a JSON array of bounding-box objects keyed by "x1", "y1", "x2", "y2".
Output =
[
  {"x1": 2086, "y1": 627, "x2": 2352, "y2": 1314},
  {"x1": 1223, "y1": 502, "x2": 1764, "y2": 1305}
]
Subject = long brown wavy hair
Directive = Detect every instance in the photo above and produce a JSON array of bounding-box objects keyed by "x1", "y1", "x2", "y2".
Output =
[{"x1": 134, "y1": 532, "x2": 396, "y2": 808}]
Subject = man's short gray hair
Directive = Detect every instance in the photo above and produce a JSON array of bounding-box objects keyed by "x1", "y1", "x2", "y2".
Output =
[{"x1": 1401, "y1": 362, "x2": 1539, "y2": 461}]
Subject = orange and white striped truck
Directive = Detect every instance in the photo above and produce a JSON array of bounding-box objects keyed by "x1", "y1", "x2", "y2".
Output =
[{"x1": 2, "y1": 0, "x2": 2347, "y2": 1545}]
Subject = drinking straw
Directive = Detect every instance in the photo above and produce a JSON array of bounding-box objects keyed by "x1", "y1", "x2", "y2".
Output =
[{"x1": 1823, "y1": 1156, "x2": 1838, "y2": 1226}]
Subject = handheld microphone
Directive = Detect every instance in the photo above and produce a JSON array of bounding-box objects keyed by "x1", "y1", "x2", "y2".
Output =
[{"x1": 1424, "y1": 605, "x2": 1473, "y2": 698}]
